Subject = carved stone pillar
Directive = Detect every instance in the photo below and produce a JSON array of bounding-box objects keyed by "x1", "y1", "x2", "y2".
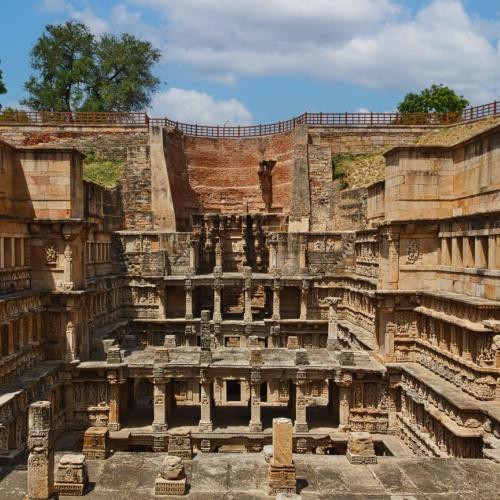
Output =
[
  {"x1": 63, "y1": 236, "x2": 74, "y2": 291},
  {"x1": 185, "y1": 279, "x2": 193, "y2": 320},
  {"x1": 294, "y1": 371, "x2": 308, "y2": 432},
  {"x1": 325, "y1": 296, "x2": 341, "y2": 350},
  {"x1": 269, "y1": 238, "x2": 278, "y2": 272},
  {"x1": 272, "y1": 279, "x2": 281, "y2": 321},
  {"x1": 212, "y1": 273, "x2": 222, "y2": 323},
  {"x1": 27, "y1": 401, "x2": 54, "y2": 500},
  {"x1": 64, "y1": 312, "x2": 77, "y2": 363},
  {"x1": 188, "y1": 237, "x2": 197, "y2": 274},
  {"x1": 386, "y1": 227, "x2": 400, "y2": 290},
  {"x1": 387, "y1": 375, "x2": 399, "y2": 433},
  {"x1": 300, "y1": 280, "x2": 309, "y2": 321},
  {"x1": 157, "y1": 284, "x2": 166, "y2": 320},
  {"x1": 337, "y1": 372, "x2": 353, "y2": 430},
  {"x1": 199, "y1": 376, "x2": 213, "y2": 432},
  {"x1": 153, "y1": 379, "x2": 168, "y2": 432},
  {"x1": 462, "y1": 329, "x2": 472, "y2": 361},
  {"x1": 243, "y1": 266, "x2": 253, "y2": 322},
  {"x1": 249, "y1": 370, "x2": 262, "y2": 432},
  {"x1": 108, "y1": 374, "x2": 124, "y2": 432},
  {"x1": 299, "y1": 234, "x2": 307, "y2": 274},
  {"x1": 215, "y1": 236, "x2": 223, "y2": 270}
]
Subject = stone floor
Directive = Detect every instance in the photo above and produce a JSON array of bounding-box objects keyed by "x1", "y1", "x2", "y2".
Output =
[{"x1": 1, "y1": 450, "x2": 500, "y2": 499}]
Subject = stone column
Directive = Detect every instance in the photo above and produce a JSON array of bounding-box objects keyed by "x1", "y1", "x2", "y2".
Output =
[
  {"x1": 299, "y1": 235, "x2": 307, "y2": 274},
  {"x1": 199, "y1": 376, "x2": 213, "y2": 432},
  {"x1": 63, "y1": 236, "x2": 74, "y2": 291},
  {"x1": 0, "y1": 236, "x2": 4, "y2": 268},
  {"x1": 269, "y1": 238, "x2": 278, "y2": 273},
  {"x1": 337, "y1": 375, "x2": 352, "y2": 430},
  {"x1": 300, "y1": 280, "x2": 309, "y2": 321},
  {"x1": 108, "y1": 375, "x2": 124, "y2": 431},
  {"x1": 27, "y1": 401, "x2": 54, "y2": 500},
  {"x1": 157, "y1": 284, "x2": 166, "y2": 320},
  {"x1": 243, "y1": 266, "x2": 253, "y2": 322},
  {"x1": 188, "y1": 237, "x2": 197, "y2": 274},
  {"x1": 215, "y1": 236, "x2": 223, "y2": 270},
  {"x1": 249, "y1": 370, "x2": 262, "y2": 432},
  {"x1": 153, "y1": 379, "x2": 168, "y2": 432},
  {"x1": 185, "y1": 279, "x2": 193, "y2": 320},
  {"x1": 272, "y1": 279, "x2": 281, "y2": 321},
  {"x1": 212, "y1": 273, "x2": 222, "y2": 322},
  {"x1": 325, "y1": 296, "x2": 341, "y2": 350},
  {"x1": 387, "y1": 375, "x2": 400, "y2": 433},
  {"x1": 294, "y1": 372, "x2": 308, "y2": 432},
  {"x1": 386, "y1": 227, "x2": 400, "y2": 290},
  {"x1": 268, "y1": 417, "x2": 296, "y2": 496},
  {"x1": 488, "y1": 235, "x2": 497, "y2": 270}
]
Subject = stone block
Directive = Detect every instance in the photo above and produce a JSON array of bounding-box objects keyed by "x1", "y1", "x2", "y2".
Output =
[
  {"x1": 346, "y1": 432, "x2": 377, "y2": 464},
  {"x1": 271, "y1": 418, "x2": 293, "y2": 468},
  {"x1": 287, "y1": 336, "x2": 300, "y2": 349},
  {"x1": 168, "y1": 430, "x2": 193, "y2": 460},
  {"x1": 54, "y1": 453, "x2": 88, "y2": 496},
  {"x1": 82, "y1": 427, "x2": 109, "y2": 460},
  {"x1": 154, "y1": 477, "x2": 186, "y2": 496}
]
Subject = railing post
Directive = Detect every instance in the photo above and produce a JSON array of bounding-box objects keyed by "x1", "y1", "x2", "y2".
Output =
[
  {"x1": 345, "y1": 111, "x2": 348, "y2": 125},
  {"x1": 144, "y1": 112, "x2": 149, "y2": 125},
  {"x1": 320, "y1": 112, "x2": 323, "y2": 125},
  {"x1": 370, "y1": 112, "x2": 373, "y2": 125},
  {"x1": 238, "y1": 125, "x2": 240, "y2": 137},
  {"x1": 494, "y1": 101, "x2": 498, "y2": 116},
  {"x1": 305, "y1": 112, "x2": 308, "y2": 124}
]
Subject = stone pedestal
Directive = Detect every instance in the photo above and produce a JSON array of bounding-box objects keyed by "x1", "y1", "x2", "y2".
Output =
[
  {"x1": 82, "y1": 427, "x2": 109, "y2": 460},
  {"x1": 155, "y1": 455, "x2": 187, "y2": 496},
  {"x1": 54, "y1": 454, "x2": 89, "y2": 496},
  {"x1": 346, "y1": 432, "x2": 377, "y2": 464},
  {"x1": 27, "y1": 401, "x2": 54, "y2": 500},
  {"x1": 268, "y1": 418, "x2": 296, "y2": 496},
  {"x1": 168, "y1": 430, "x2": 193, "y2": 460},
  {"x1": 155, "y1": 477, "x2": 187, "y2": 496}
]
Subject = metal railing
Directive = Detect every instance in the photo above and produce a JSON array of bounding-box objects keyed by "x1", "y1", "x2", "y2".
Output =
[{"x1": 1, "y1": 101, "x2": 499, "y2": 137}]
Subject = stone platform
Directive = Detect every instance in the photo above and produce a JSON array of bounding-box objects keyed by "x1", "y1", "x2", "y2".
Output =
[{"x1": 1, "y1": 451, "x2": 500, "y2": 499}]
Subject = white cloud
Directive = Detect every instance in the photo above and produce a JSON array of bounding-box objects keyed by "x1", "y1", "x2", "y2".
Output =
[
  {"x1": 124, "y1": 0, "x2": 500, "y2": 103},
  {"x1": 40, "y1": 0, "x2": 69, "y2": 12},
  {"x1": 148, "y1": 88, "x2": 253, "y2": 125}
]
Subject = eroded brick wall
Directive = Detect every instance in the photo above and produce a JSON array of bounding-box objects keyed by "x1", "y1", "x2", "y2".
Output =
[{"x1": 182, "y1": 131, "x2": 295, "y2": 215}]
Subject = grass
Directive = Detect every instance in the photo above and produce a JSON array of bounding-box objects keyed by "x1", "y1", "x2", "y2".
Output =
[
  {"x1": 82, "y1": 150, "x2": 122, "y2": 189},
  {"x1": 332, "y1": 152, "x2": 386, "y2": 189}
]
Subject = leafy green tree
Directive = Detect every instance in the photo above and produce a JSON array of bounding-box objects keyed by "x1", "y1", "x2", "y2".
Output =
[
  {"x1": 22, "y1": 21, "x2": 161, "y2": 112},
  {"x1": 23, "y1": 22, "x2": 94, "y2": 111},
  {"x1": 83, "y1": 34, "x2": 161, "y2": 112},
  {"x1": 0, "y1": 60, "x2": 7, "y2": 109},
  {"x1": 397, "y1": 84, "x2": 469, "y2": 113}
]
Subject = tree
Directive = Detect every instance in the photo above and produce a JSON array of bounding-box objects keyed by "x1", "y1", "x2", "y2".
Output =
[
  {"x1": 397, "y1": 84, "x2": 469, "y2": 114},
  {"x1": 0, "y1": 60, "x2": 7, "y2": 109},
  {"x1": 83, "y1": 34, "x2": 161, "y2": 112},
  {"x1": 22, "y1": 21, "x2": 161, "y2": 112},
  {"x1": 23, "y1": 22, "x2": 94, "y2": 111}
]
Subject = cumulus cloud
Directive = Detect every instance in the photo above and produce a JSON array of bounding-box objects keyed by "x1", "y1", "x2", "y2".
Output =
[
  {"x1": 148, "y1": 88, "x2": 253, "y2": 125},
  {"x1": 123, "y1": 0, "x2": 500, "y2": 102},
  {"x1": 40, "y1": 0, "x2": 110, "y2": 34}
]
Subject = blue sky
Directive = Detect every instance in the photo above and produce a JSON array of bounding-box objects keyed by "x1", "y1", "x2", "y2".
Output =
[{"x1": 1, "y1": 0, "x2": 500, "y2": 124}]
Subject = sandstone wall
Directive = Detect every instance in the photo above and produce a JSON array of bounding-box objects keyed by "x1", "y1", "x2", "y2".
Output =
[
  {"x1": 0, "y1": 125, "x2": 150, "y2": 230},
  {"x1": 309, "y1": 126, "x2": 435, "y2": 155}
]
